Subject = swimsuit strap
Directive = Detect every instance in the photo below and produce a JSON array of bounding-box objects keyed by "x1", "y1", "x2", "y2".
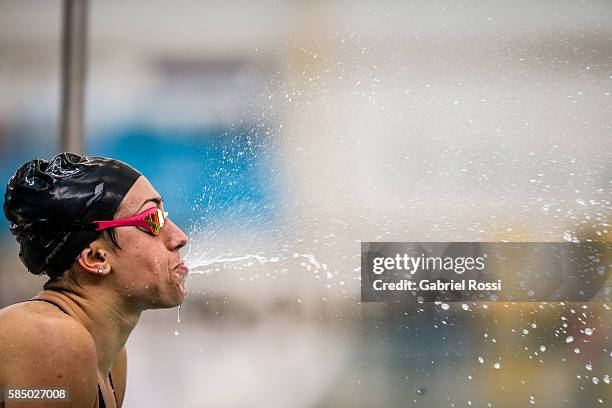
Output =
[
  {"x1": 98, "y1": 386, "x2": 107, "y2": 408},
  {"x1": 98, "y1": 372, "x2": 117, "y2": 408}
]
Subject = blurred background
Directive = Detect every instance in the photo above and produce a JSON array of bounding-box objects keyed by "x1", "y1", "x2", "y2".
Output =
[{"x1": 0, "y1": 0, "x2": 610, "y2": 407}]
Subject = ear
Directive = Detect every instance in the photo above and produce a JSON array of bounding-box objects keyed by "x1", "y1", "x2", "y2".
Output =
[{"x1": 76, "y1": 243, "x2": 111, "y2": 277}]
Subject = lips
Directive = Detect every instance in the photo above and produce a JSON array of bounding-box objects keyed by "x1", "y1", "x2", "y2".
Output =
[
  {"x1": 174, "y1": 262, "x2": 188, "y2": 278},
  {"x1": 172, "y1": 261, "x2": 189, "y2": 296}
]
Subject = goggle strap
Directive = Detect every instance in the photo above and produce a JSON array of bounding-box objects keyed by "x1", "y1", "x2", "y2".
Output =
[
  {"x1": 93, "y1": 207, "x2": 162, "y2": 231},
  {"x1": 30, "y1": 207, "x2": 166, "y2": 234}
]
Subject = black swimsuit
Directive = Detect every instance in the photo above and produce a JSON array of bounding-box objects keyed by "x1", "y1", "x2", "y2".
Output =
[{"x1": 23, "y1": 298, "x2": 118, "y2": 408}]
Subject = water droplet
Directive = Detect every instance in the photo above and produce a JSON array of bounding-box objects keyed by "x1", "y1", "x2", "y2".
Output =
[
  {"x1": 565, "y1": 336, "x2": 574, "y2": 343},
  {"x1": 174, "y1": 329, "x2": 179, "y2": 336},
  {"x1": 441, "y1": 303, "x2": 450, "y2": 310},
  {"x1": 586, "y1": 362, "x2": 593, "y2": 371},
  {"x1": 592, "y1": 377, "x2": 599, "y2": 384},
  {"x1": 539, "y1": 345, "x2": 546, "y2": 352},
  {"x1": 493, "y1": 362, "x2": 502, "y2": 369},
  {"x1": 584, "y1": 328, "x2": 593, "y2": 336},
  {"x1": 478, "y1": 356, "x2": 485, "y2": 364},
  {"x1": 574, "y1": 347, "x2": 581, "y2": 354}
]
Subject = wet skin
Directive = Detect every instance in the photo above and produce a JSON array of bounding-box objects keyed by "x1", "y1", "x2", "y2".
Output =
[{"x1": 0, "y1": 176, "x2": 188, "y2": 407}]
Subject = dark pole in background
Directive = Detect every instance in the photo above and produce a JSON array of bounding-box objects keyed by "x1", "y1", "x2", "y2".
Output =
[{"x1": 60, "y1": 0, "x2": 88, "y2": 154}]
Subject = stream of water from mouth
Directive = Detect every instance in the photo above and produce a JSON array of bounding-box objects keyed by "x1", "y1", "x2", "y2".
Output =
[{"x1": 171, "y1": 252, "x2": 330, "y2": 335}]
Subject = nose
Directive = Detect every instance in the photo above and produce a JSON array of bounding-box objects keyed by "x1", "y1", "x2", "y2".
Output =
[{"x1": 164, "y1": 218, "x2": 188, "y2": 251}]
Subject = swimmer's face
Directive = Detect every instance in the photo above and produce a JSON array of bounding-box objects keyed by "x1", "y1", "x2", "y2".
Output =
[{"x1": 107, "y1": 176, "x2": 189, "y2": 309}]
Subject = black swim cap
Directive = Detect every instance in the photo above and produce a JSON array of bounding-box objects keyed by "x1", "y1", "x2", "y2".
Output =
[{"x1": 3, "y1": 152, "x2": 141, "y2": 278}]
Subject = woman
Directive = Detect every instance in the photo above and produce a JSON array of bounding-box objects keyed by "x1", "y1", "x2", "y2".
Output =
[{"x1": 0, "y1": 152, "x2": 188, "y2": 407}]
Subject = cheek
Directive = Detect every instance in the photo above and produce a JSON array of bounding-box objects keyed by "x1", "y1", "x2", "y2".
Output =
[
  {"x1": 134, "y1": 248, "x2": 165, "y2": 278},
  {"x1": 114, "y1": 232, "x2": 167, "y2": 279},
  {"x1": 147, "y1": 256, "x2": 163, "y2": 277}
]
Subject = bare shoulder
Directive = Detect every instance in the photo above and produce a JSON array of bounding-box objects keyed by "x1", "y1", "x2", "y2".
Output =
[
  {"x1": 0, "y1": 301, "x2": 95, "y2": 354},
  {"x1": 0, "y1": 300, "x2": 91, "y2": 333},
  {"x1": 0, "y1": 302, "x2": 98, "y2": 407}
]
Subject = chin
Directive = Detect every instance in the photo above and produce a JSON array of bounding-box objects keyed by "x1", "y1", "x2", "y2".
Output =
[
  {"x1": 143, "y1": 279, "x2": 188, "y2": 309},
  {"x1": 143, "y1": 296, "x2": 182, "y2": 311},
  {"x1": 155, "y1": 291, "x2": 187, "y2": 309},
  {"x1": 170, "y1": 293, "x2": 187, "y2": 307}
]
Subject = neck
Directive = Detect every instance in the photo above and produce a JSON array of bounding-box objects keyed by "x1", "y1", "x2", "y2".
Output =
[{"x1": 35, "y1": 277, "x2": 141, "y2": 375}]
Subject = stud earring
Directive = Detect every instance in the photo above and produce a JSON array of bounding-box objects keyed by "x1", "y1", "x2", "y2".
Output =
[{"x1": 98, "y1": 268, "x2": 104, "y2": 275}]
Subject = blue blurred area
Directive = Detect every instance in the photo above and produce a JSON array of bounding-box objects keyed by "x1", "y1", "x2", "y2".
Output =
[
  {"x1": 0, "y1": 124, "x2": 57, "y2": 242},
  {"x1": 0, "y1": 124, "x2": 275, "y2": 237}
]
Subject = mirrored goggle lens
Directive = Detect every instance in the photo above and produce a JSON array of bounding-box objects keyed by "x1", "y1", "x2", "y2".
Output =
[{"x1": 144, "y1": 209, "x2": 168, "y2": 235}]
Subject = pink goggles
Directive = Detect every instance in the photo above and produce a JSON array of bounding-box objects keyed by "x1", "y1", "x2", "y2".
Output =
[{"x1": 93, "y1": 207, "x2": 169, "y2": 236}]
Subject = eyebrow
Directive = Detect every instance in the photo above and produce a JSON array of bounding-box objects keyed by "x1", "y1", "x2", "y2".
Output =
[{"x1": 134, "y1": 196, "x2": 163, "y2": 215}]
